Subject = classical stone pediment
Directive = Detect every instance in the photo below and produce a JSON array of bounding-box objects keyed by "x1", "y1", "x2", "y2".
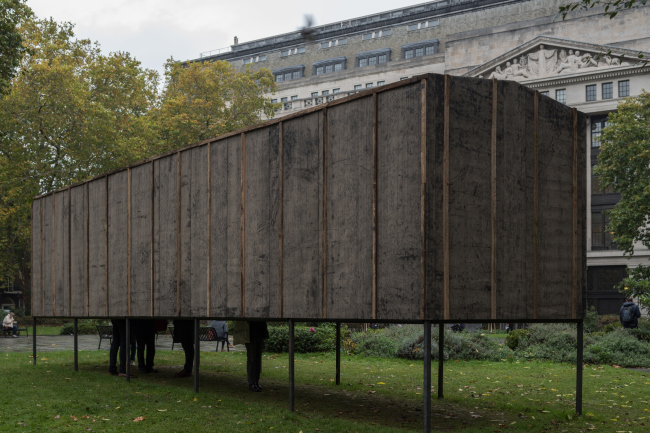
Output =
[{"x1": 464, "y1": 36, "x2": 645, "y2": 82}]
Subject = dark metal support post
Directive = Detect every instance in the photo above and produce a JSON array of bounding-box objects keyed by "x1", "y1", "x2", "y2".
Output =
[
  {"x1": 335, "y1": 322, "x2": 341, "y2": 385},
  {"x1": 74, "y1": 318, "x2": 78, "y2": 372},
  {"x1": 194, "y1": 318, "x2": 200, "y2": 393},
  {"x1": 125, "y1": 318, "x2": 131, "y2": 382},
  {"x1": 289, "y1": 319, "x2": 295, "y2": 412},
  {"x1": 32, "y1": 317, "x2": 36, "y2": 365},
  {"x1": 437, "y1": 323, "x2": 444, "y2": 399},
  {"x1": 423, "y1": 321, "x2": 431, "y2": 433},
  {"x1": 576, "y1": 320, "x2": 583, "y2": 415}
]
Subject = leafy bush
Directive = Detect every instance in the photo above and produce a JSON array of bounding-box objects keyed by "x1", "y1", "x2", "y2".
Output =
[
  {"x1": 583, "y1": 306, "x2": 600, "y2": 333},
  {"x1": 349, "y1": 329, "x2": 400, "y2": 358},
  {"x1": 505, "y1": 329, "x2": 530, "y2": 350},
  {"x1": 264, "y1": 323, "x2": 336, "y2": 353},
  {"x1": 60, "y1": 319, "x2": 108, "y2": 335}
]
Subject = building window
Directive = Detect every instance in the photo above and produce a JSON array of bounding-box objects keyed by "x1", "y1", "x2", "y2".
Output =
[
  {"x1": 281, "y1": 50, "x2": 290, "y2": 57},
  {"x1": 273, "y1": 65, "x2": 305, "y2": 83},
  {"x1": 377, "y1": 81, "x2": 385, "y2": 86},
  {"x1": 280, "y1": 97, "x2": 288, "y2": 102},
  {"x1": 354, "y1": 84, "x2": 362, "y2": 91},
  {"x1": 592, "y1": 210, "x2": 616, "y2": 250},
  {"x1": 618, "y1": 80, "x2": 629, "y2": 97},
  {"x1": 338, "y1": 39, "x2": 347, "y2": 45},
  {"x1": 540, "y1": 91, "x2": 549, "y2": 97},
  {"x1": 556, "y1": 89, "x2": 566, "y2": 104},
  {"x1": 322, "y1": 90, "x2": 329, "y2": 95},
  {"x1": 401, "y1": 39, "x2": 439, "y2": 59},
  {"x1": 271, "y1": 99, "x2": 277, "y2": 104},
  {"x1": 356, "y1": 48, "x2": 391, "y2": 68},
  {"x1": 259, "y1": 55, "x2": 267, "y2": 61},
  {"x1": 291, "y1": 95, "x2": 298, "y2": 101},
  {"x1": 381, "y1": 29, "x2": 391, "y2": 36},
  {"x1": 400, "y1": 77, "x2": 408, "y2": 80},
  {"x1": 586, "y1": 85, "x2": 597, "y2": 101},
  {"x1": 591, "y1": 115, "x2": 609, "y2": 148},
  {"x1": 591, "y1": 164, "x2": 615, "y2": 194},
  {"x1": 407, "y1": 24, "x2": 419, "y2": 31},
  {"x1": 366, "y1": 83, "x2": 373, "y2": 88},
  {"x1": 321, "y1": 39, "x2": 345, "y2": 49},
  {"x1": 602, "y1": 82, "x2": 613, "y2": 99},
  {"x1": 588, "y1": 266, "x2": 626, "y2": 291},
  {"x1": 333, "y1": 88, "x2": 340, "y2": 94},
  {"x1": 243, "y1": 58, "x2": 252, "y2": 65},
  {"x1": 311, "y1": 92, "x2": 318, "y2": 97},
  {"x1": 321, "y1": 42, "x2": 329, "y2": 48},
  {"x1": 363, "y1": 33, "x2": 373, "y2": 40},
  {"x1": 313, "y1": 57, "x2": 347, "y2": 75}
]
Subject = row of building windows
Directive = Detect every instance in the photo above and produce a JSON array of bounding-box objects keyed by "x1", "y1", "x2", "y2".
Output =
[
  {"x1": 320, "y1": 39, "x2": 347, "y2": 49},
  {"x1": 353, "y1": 81, "x2": 385, "y2": 90},
  {"x1": 586, "y1": 80, "x2": 629, "y2": 101},
  {"x1": 243, "y1": 55, "x2": 266, "y2": 65},
  {"x1": 280, "y1": 47, "x2": 306, "y2": 57},
  {"x1": 404, "y1": 45, "x2": 436, "y2": 59},
  {"x1": 362, "y1": 29, "x2": 391, "y2": 40},
  {"x1": 407, "y1": 20, "x2": 439, "y2": 31},
  {"x1": 272, "y1": 81, "x2": 389, "y2": 103}
]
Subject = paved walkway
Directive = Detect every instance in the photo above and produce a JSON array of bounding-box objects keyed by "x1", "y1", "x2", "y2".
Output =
[{"x1": 0, "y1": 333, "x2": 245, "y2": 353}]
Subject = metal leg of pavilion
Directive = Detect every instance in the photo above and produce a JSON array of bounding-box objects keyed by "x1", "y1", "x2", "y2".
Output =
[
  {"x1": 335, "y1": 322, "x2": 341, "y2": 385},
  {"x1": 576, "y1": 320, "x2": 583, "y2": 415},
  {"x1": 194, "y1": 318, "x2": 200, "y2": 393},
  {"x1": 438, "y1": 323, "x2": 444, "y2": 399},
  {"x1": 74, "y1": 318, "x2": 78, "y2": 371},
  {"x1": 32, "y1": 317, "x2": 37, "y2": 365},
  {"x1": 126, "y1": 318, "x2": 131, "y2": 382},
  {"x1": 289, "y1": 319, "x2": 295, "y2": 412},
  {"x1": 423, "y1": 321, "x2": 431, "y2": 433}
]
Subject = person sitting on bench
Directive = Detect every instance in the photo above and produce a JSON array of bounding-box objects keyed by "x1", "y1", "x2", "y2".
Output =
[{"x1": 3, "y1": 312, "x2": 19, "y2": 338}]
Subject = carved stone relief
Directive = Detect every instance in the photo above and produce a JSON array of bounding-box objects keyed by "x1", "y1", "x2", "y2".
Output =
[{"x1": 483, "y1": 44, "x2": 631, "y2": 81}]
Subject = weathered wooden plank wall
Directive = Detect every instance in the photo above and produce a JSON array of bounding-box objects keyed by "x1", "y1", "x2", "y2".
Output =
[{"x1": 32, "y1": 74, "x2": 586, "y2": 321}]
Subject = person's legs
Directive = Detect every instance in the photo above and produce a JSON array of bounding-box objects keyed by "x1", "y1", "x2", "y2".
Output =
[
  {"x1": 136, "y1": 333, "x2": 147, "y2": 371},
  {"x1": 245, "y1": 342, "x2": 255, "y2": 386},
  {"x1": 145, "y1": 329, "x2": 156, "y2": 371},
  {"x1": 12, "y1": 324, "x2": 18, "y2": 336},
  {"x1": 109, "y1": 320, "x2": 125, "y2": 374},
  {"x1": 254, "y1": 337, "x2": 263, "y2": 386}
]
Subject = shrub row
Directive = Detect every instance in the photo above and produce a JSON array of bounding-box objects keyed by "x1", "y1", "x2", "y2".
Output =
[{"x1": 264, "y1": 323, "x2": 336, "y2": 353}]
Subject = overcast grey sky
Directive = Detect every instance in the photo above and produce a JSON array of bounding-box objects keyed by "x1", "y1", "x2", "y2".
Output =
[{"x1": 28, "y1": 0, "x2": 409, "y2": 77}]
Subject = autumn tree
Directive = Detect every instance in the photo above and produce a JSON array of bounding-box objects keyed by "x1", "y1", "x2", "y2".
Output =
[
  {"x1": 595, "y1": 91, "x2": 650, "y2": 307},
  {"x1": 154, "y1": 58, "x2": 277, "y2": 152},
  {"x1": 0, "y1": 0, "x2": 32, "y2": 95}
]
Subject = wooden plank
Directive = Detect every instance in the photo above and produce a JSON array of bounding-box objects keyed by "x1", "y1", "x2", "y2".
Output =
[
  {"x1": 326, "y1": 96, "x2": 373, "y2": 320},
  {"x1": 447, "y1": 76, "x2": 492, "y2": 321},
  {"x1": 153, "y1": 154, "x2": 179, "y2": 316},
  {"x1": 88, "y1": 178, "x2": 107, "y2": 316},
  {"x1": 31, "y1": 200, "x2": 42, "y2": 317},
  {"x1": 376, "y1": 83, "x2": 422, "y2": 320},
  {"x1": 241, "y1": 134, "x2": 246, "y2": 316},
  {"x1": 210, "y1": 135, "x2": 242, "y2": 318},
  {"x1": 443, "y1": 75, "x2": 450, "y2": 320},
  {"x1": 495, "y1": 81, "x2": 536, "y2": 320},
  {"x1": 576, "y1": 112, "x2": 587, "y2": 319},
  {"x1": 176, "y1": 153, "x2": 181, "y2": 316},
  {"x1": 279, "y1": 123, "x2": 284, "y2": 318},
  {"x1": 572, "y1": 108, "x2": 578, "y2": 319},
  {"x1": 420, "y1": 79, "x2": 427, "y2": 320},
  {"x1": 491, "y1": 79, "x2": 497, "y2": 320},
  {"x1": 70, "y1": 186, "x2": 87, "y2": 317},
  {"x1": 130, "y1": 163, "x2": 153, "y2": 317},
  {"x1": 179, "y1": 150, "x2": 192, "y2": 316},
  {"x1": 108, "y1": 171, "x2": 128, "y2": 316},
  {"x1": 244, "y1": 126, "x2": 280, "y2": 318},
  {"x1": 322, "y1": 109, "x2": 328, "y2": 319},
  {"x1": 537, "y1": 96, "x2": 575, "y2": 320},
  {"x1": 282, "y1": 112, "x2": 322, "y2": 318},
  {"x1": 190, "y1": 145, "x2": 208, "y2": 316},
  {"x1": 534, "y1": 91, "x2": 539, "y2": 319},
  {"x1": 372, "y1": 94, "x2": 378, "y2": 320},
  {"x1": 425, "y1": 74, "x2": 446, "y2": 321},
  {"x1": 127, "y1": 169, "x2": 131, "y2": 315},
  {"x1": 41, "y1": 194, "x2": 53, "y2": 316},
  {"x1": 207, "y1": 144, "x2": 212, "y2": 314},
  {"x1": 54, "y1": 191, "x2": 69, "y2": 316}
]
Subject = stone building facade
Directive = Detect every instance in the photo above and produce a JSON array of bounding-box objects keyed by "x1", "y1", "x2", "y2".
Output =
[{"x1": 195, "y1": 0, "x2": 650, "y2": 314}]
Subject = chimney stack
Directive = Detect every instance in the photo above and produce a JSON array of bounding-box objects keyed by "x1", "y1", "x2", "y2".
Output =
[{"x1": 234, "y1": 36, "x2": 239, "y2": 45}]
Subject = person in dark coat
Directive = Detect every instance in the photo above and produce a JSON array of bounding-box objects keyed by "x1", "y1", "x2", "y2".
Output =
[
  {"x1": 108, "y1": 319, "x2": 135, "y2": 377},
  {"x1": 133, "y1": 319, "x2": 158, "y2": 374},
  {"x1": 173, "y1": 319, "x2": 194, "y2": 378},
  {"x1": 234, "y1": 321, "x2": 269, "y2": 392},
  {"x1": 210, "y1": 320, "x2": 229, "y2": 352},
  {"x1": 620, "y1": 297, "x2": 642, "y2": 329}
]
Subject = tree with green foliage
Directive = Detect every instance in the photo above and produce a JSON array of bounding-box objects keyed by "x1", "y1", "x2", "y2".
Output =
[
  {"x1": 153, "y1": 58, "x2": 277, "y2": 153},
  {"x1": 595, "y1": 91, "x2": 650, "y2": 307},
  {"x1": 558, "y1": 0, "x2": 648, "y2": 20},
  {"x1": 0, "y1": 0, "x2": 32, "y2": 95}
]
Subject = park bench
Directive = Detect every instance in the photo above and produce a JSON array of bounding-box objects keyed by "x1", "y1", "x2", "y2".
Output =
[
  {"x1": 2, "y1": 325, "x2": 28, "y2": 337},
  {"x1": 96, "y1": 325, "x2": 113, "y2": 349},
  {"x1": 168, "y1": 326, "x2": 230, "y2": 352}
]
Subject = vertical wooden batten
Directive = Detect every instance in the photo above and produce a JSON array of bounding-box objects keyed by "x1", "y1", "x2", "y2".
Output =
[
  {"x1": 420, "y1": 79, "x2": 427, "y2": 320},
  {"x1": 40, "y1": 198, "x2": 44, "y2": 316},
  {"x1": 279, "y1": 123, "x2": 284, "y2": 318},
  {"x1": 207, "y1": 144, "x2": 212, "y2": 315},
  {"x1": 151, "y1": 163, "x2": 155, "y2": 316},
  {"x1": 491, "y1": 79, "x2": 498, "y2": 320},
  {"x1": 322, "y1": 108, "x2": 328, "y2": 319},
  {"x1": 533, "y1": 91, "x2": 539, "y2": 319},
  {"x1": 85, "y1": 184, "x2": 89, "y2": 316},
  {"x1": 443, "y1": 74, "x2": 450, "y2": 320},
  {"x1": 241, "y1": 133, "x2": 246, "y2": 317},
  {"x1": 572, "y1": 108, "x2": 578, "y2": 319},
  {"x1": 68, "y1": 189, "x2": 72, "y2": 316},
  {"x1": 176, "y1": 152, "x2": 181, "y2": 316},
  {"x1": 52, "y1": 192, "x2": 56, "y2": 316},
  {"x1": 105, "y1": 177, "x2": 109, "y2": 316},
  {"x1": 372, "y1": 93, "x2": 378, "y2": 320},
  {"x1": 127, "y1": 169, "x2": 131, "y2": 316}
]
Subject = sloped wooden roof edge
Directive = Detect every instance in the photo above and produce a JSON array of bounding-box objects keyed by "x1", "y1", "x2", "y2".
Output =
[{"x1": 33, "y1": 74, "x2": 430, "y2": 200}]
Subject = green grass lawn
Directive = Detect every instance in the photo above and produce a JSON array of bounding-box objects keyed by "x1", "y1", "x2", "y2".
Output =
[{"x1": 1, "y1": 350, "x2": 648, "y2": 432}]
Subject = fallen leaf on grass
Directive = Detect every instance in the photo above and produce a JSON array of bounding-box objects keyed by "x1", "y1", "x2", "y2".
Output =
[
  {"x1": 133, "y1": 416, "x2": 145, "y2": 422},
  {"x1": 54, "y1": 415, "x2": 60, "y2": 419},
  {"x1": 70, "y1": 416, "x2": 78, "y2": 421},
  {"x1": 157, "y1": 409, "x2": 167, "y2": 412}
]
